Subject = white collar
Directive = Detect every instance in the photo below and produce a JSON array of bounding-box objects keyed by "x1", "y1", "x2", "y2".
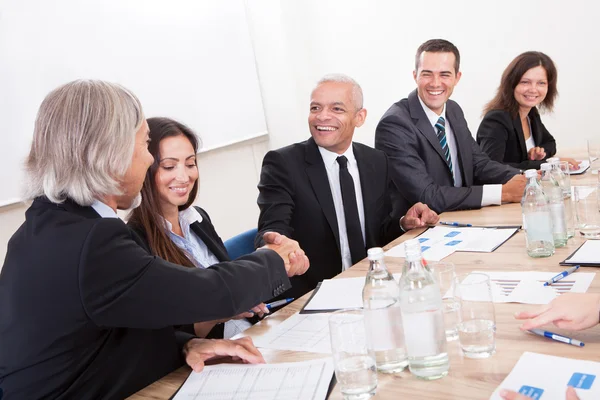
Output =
[
  {"x1": 318, "y1": 144, "x2": 357, "y2": 169},
  {"x1": 162, "y1": 206, "x2": 203, "y2": 232},
  {"x1": 418, "y1": 95, "x2": 447, "y2": 127},
  {"x1": 91, "y1": 200, "x2": 118, "y2": 218}
]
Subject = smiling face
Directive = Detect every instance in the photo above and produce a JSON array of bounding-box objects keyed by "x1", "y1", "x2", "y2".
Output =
[
  {"x1": 513, "y1": 65, "x2": 548, "y2": 112},
  {"x1": 414, "y1": 51, "x2": 462, "y2": 115},
  {"x1": 308, "y1": 81, "x2": 366, "y2": 154},
  {"x1": 154, "y1": 135, "x2": 199, "y2": 215}
]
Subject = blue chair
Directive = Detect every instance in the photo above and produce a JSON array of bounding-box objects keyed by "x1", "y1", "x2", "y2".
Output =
[{"x1": 224, "y1": 228, "x2": 258, "y2": 259}]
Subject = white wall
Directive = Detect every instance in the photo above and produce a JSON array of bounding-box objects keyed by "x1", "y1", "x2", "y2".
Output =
[{"x1": 246, "y1": 0, "x2": 600, "y2": 151}]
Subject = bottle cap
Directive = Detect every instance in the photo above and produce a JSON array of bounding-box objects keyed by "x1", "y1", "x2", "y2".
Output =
[
  {"x1": 546, "y1": 157, "x2": 559, "y2": 165},
  {"x1": 367, "y1": 247, "x2": 384, "y2": 261},
  {"x1": 524, "y1": 169, "x2": 537, "y2": 178},
  {"x1": 540, "y1": 163, "x2": 551, "y2": 171}
]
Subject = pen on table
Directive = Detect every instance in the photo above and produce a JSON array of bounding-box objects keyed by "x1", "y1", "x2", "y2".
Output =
[
  {"x1": 265, "y1": 298, "x2": 295, "y2": 310},
  {"x1": 543, "y1": 265, "x2": 580, "y2": 286},
  {"x1": 440, "y1": 221, "x2": 472, "y2": 227},
  {"x1": 528, "y1": 329, "x2": 584, "y2": 347}
]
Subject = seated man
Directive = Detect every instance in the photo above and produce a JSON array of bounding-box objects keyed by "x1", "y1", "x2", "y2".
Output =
[
  {"x1": 255, "y1": 74, "x2": 438, "y2": 300},
  {"x1": 375, "y1": 39, "x2": 526, "y2": 213}
]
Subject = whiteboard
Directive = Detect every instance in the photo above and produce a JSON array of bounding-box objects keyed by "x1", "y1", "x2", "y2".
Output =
[{"x1": 0, "y1": 0, "x2": 267, "y2": 206}]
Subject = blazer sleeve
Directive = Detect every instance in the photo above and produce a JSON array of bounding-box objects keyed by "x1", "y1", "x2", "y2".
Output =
[
  {"x1": 477, "y1": 111, "x2": 511, "y2": 163},
  {"x1": 79, "y1": 218, "x2": 291, "y2": 329},
  {"x1": 375, "y1": 112, "x2": 484, "y2": 213},
  {"x1": 254, "y1": 150, "x2": 296, "y2": 248}
]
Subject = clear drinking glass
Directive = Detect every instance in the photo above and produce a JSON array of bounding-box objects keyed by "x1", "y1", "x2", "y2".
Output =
[
  {"x1": 454, "y1": 273, "x2": 497, "y2": 359},
  {"x1": 429, "y1": 262, "x2": 460, "y2": 341},
  {"x1": 588, "y1": 138, "x2": 600, "y2": 175},
  {"x1": 329, "y1": 309, "x2": 377, "y2": 400},
  {"x1": 573, "y1": 185, "x2": 600, "y2": 239},
  {"x1": 558, "y1": 161, "x2": 575, "y2": 238}
]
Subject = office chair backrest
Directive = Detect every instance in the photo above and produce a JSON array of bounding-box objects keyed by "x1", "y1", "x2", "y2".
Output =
[{"x1": 223, "y1": 228, "x2": 258, "y2": 260}]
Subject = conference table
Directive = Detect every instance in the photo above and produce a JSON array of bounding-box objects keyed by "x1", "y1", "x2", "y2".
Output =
[{"x1": 130, "y1": 165, "x2": 599, "y2": 399}]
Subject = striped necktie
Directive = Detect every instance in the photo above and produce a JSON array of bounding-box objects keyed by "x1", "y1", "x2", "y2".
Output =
[{"x1": 435, "y1": 116, "x2": 454, "y2": 179}]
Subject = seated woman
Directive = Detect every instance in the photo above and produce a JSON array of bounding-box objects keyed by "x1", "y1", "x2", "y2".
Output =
[
  {"x1": 127, "y1": 117, "x2": 292, "y2": 338},
  {"x1": 477, "y1": 51, "x2": 579, "y2": 170}
]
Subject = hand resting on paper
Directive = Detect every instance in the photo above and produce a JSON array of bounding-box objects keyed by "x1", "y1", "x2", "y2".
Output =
[
  {"x1": 500, "y1": 386, "x2": 579, "y2": 400},
  {"x1": 514, "y1": 293, "x2": 600, "y2": 331},
  {"x1": 184, "y1": 337, "x2": 265, "y2": 372}
]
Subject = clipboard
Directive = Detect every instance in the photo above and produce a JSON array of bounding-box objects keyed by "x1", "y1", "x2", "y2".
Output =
[{"x1": 560, "y1": 240, "x2": 600, "y2": 267}]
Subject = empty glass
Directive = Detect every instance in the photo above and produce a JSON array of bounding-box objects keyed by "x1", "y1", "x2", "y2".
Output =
[
  {"x1": 329, "y1": 309, "x2": 377, "y2": 400},
  {"x1": 573, "y1": 185, "x2": 600, "y2": 239},
  {"x1": 429, "y1": 262, "x2": 460, "y2": 341},
  {"x1": 588, "y1": 138, "x2": 600, "y2": 175},
  {"x1": 454, "y1": 273, "x2": 497, "y2": 359},
  {"x1": 558, "y1": 161, "x2": 575, "y2": 238}
]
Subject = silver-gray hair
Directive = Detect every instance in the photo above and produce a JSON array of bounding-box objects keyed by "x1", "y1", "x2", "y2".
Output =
[
  {"x1": 316, "y1": 73, "x2": 364, "y2": 110},
  {"x1": 23, "y1": 80, "x2": 144, "y2": 206}
]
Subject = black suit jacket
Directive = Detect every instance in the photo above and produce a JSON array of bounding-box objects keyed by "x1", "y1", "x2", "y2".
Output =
[
  {"x1": 476, "y1": 108, "x2": 557, "y2": 170},
  {"x1": 254, "y1": 138, "x2": 404, "y2": 300},
  {"x1": 375, "y1": 90, "x2": 519, "y2": 213},
  {"x1": 0, "y1": 198, "x2": 290, "y2": 400}
]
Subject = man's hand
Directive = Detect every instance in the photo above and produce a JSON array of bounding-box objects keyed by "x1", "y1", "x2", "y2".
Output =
[
  {"x1": 515, "y1": 293, "x2": 600, "y2": 331},
  {"x1": 500, "y1": 386, "x2": 579, "y2": 400},
  {"x1": 400, "y1": 202, "x2": 439, "y2": 230},
  {"x1": 261, "y1": 232, "x2": 309, "y2": 277},
  {"x1": 528, "y1": 146, "x2": 546, "y2": 161},
  {"x1": 501, "y1": 174, "x2": 527, "y2": 203},
  {"x1": 184, "y1": 337, "x2": 265, "y2": 372}
]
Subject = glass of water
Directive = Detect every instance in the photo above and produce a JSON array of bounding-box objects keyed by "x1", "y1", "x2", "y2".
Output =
[
  {"x1": 588, "y1": 138, "x2": 600, "y2": 175},
  {"x1": 429, "y1": 262, "x2": 460, "y2": 341},
  {"x1": 573, "y1": 185, "x2": 600, "y2": 239},
  {"x1": 453, "y1": 273, "x2": 496, "y2": 359},
  {"x1": 329, "y1": 309, "x2": 377, "y2": 400}
]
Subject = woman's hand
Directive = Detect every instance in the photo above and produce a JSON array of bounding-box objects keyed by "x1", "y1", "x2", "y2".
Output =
[
  {"x1": 514, "y1": 293, "x2": 600, "y2": 331},
  {"x1": 528, "y1": 147, "x2": 546, "y2": 161}
]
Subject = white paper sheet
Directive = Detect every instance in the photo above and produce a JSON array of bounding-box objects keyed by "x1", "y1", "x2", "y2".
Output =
[
  {"x1": 173, "y1": 358, "x2": 334, "y2": 400},
  {"x1": 564, "y1": 240, "x2": 600, "y2": 264},
  {"x1": 385, "y1": 226, "x2": 518, "y2": 260},
  {"x1": 464, "y1": 271, "x2": 595, "y2": 304},
  {"x1": 490, "y1": 352, "x2": 600, "y2": 400},
  {"x1": 303, "y1": 274, "x2": 401, "y2": 312},
  {"x1": 252, "y1": 313, "x2": 333, "y2": 353}
]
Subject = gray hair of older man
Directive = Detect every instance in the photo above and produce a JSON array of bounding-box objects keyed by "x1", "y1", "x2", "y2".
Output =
[
  {"x1": 315, "y1": 73, "x2": 364, "y2": 110},
  {"x1": 23, "y1": 80, "x2": 144, "y2": 206}
]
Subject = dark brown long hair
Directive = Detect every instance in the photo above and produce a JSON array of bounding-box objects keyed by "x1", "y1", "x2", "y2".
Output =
[
  {"x1": 128, "y1": 117, "x2": 200, "y2": 268},
  {"x1": 483, "y1": 51, "x2": 558, "y2": 117}
]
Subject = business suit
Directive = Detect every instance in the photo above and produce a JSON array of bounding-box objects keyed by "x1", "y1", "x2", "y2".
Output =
[
  {"x1": 0, "y1": 197, "x2": 290, "y2": 399},
  {"x1": 129, "y1": 206, "x2": 256, "y2": 339},
  {"x1": 477, "y1": 108, "x2": 556, "y2": 170},
  {"x1": 255, "y1": 138, "x2": 404, "y2": 300},
  {"x1": 375, "y1": 90, "x2": 519, "y2": 213}
]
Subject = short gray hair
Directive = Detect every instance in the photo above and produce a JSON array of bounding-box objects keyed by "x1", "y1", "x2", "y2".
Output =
[
  {"x1": 316, "y1": 73, "x2": 364, "y2": 110},
  {"x1": 24, "y1": 80, "x2": 144, "y2": 206}
]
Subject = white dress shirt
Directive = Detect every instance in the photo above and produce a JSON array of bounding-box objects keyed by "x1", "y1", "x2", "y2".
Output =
[
  {"x1": 318, "y1": 145, "x2": 366, "y2": 271},
  {"x1": 91, "y1": 200, "x2": 119, "y2": 218},
  {"x1": 418, "y1": 97, "x2": 502, "y2": 206}
]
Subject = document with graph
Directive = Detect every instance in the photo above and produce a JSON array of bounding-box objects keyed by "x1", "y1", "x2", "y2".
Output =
[
  {"x1": 252, "y1": 313, "x2": 332, "y2": 353},
  {"x1": 465, "y1": 271, "x2": 595, "y2": 304},
  {"x1": 172, "y1": 358, "x2": 334, "y2": 400}
]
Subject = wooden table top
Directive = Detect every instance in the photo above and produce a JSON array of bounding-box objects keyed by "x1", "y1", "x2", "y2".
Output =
[{"x1": 130, "y1": 167, "x2": 599, "y2": 400}]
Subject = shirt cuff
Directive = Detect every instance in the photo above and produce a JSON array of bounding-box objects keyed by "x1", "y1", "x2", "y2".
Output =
[
  {"x1": 481, "y1": 184, "x2": 502, "y2": 207},
  {"x1": 399, "y1": 215, "x2": 407, "y2": 232}
]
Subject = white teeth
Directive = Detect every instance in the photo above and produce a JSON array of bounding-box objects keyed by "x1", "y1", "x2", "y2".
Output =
[
  {"x1": 170, "y1": 187, "x2": 187, "y2": 193},
  {"x1": 428, "y1": 90, "x2": 443, "y2": 95},
  {"x1": 316, "y1": 126, "x2": 336, "y2": 131}
]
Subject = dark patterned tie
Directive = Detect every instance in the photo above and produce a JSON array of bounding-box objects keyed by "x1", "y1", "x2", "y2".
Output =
[
  {"x1": 435, "y1": 116, "x2": 454, "y2": 180},
  {"x1": 336, "y1": 156, "x2": 366, "y2": 265}
]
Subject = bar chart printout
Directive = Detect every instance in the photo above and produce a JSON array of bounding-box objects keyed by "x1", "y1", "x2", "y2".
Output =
[{"x1": 172, "y1": 358, "x2": 334, "y2": 400}]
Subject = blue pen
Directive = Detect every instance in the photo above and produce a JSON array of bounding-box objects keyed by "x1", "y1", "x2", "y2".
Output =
[
  {"x1": 529, "y1": 329, "x2": 584, "y2": 347},
  {"x1": 265, "y1": 298, "x2": 294, "y2": 310},
  {"x1": 440, "y1": 221, "x2": 472, "y2": 227},
  {"x1": 543, "y1": 265, "x2": 580, "y2": 286}
]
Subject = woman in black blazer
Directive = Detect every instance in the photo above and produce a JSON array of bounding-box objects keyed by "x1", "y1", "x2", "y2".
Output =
[
  {"x1": 477, "y1": 51, "x2": 578, "y2": 170},
  {"x1": 128, "y1": 117, "x2": 275, "y2": 339}
]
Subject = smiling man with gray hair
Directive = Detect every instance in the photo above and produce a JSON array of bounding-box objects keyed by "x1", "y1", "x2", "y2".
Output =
[{"x1": 255, "y1": 73, "x2": 439, "y2": 301}]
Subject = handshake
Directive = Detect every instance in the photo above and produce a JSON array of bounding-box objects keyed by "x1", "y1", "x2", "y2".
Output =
[{"x1": 260, "y1": 232, "x2": 310, "y2": 277}]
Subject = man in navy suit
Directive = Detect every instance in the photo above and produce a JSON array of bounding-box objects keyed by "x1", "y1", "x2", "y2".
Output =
[
  {"x1": 255, "y1": 74, "x2": 439, "y2": 300},
  {"x1": 375, "y1": 39, "x2": 527, "y2": 213}
]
